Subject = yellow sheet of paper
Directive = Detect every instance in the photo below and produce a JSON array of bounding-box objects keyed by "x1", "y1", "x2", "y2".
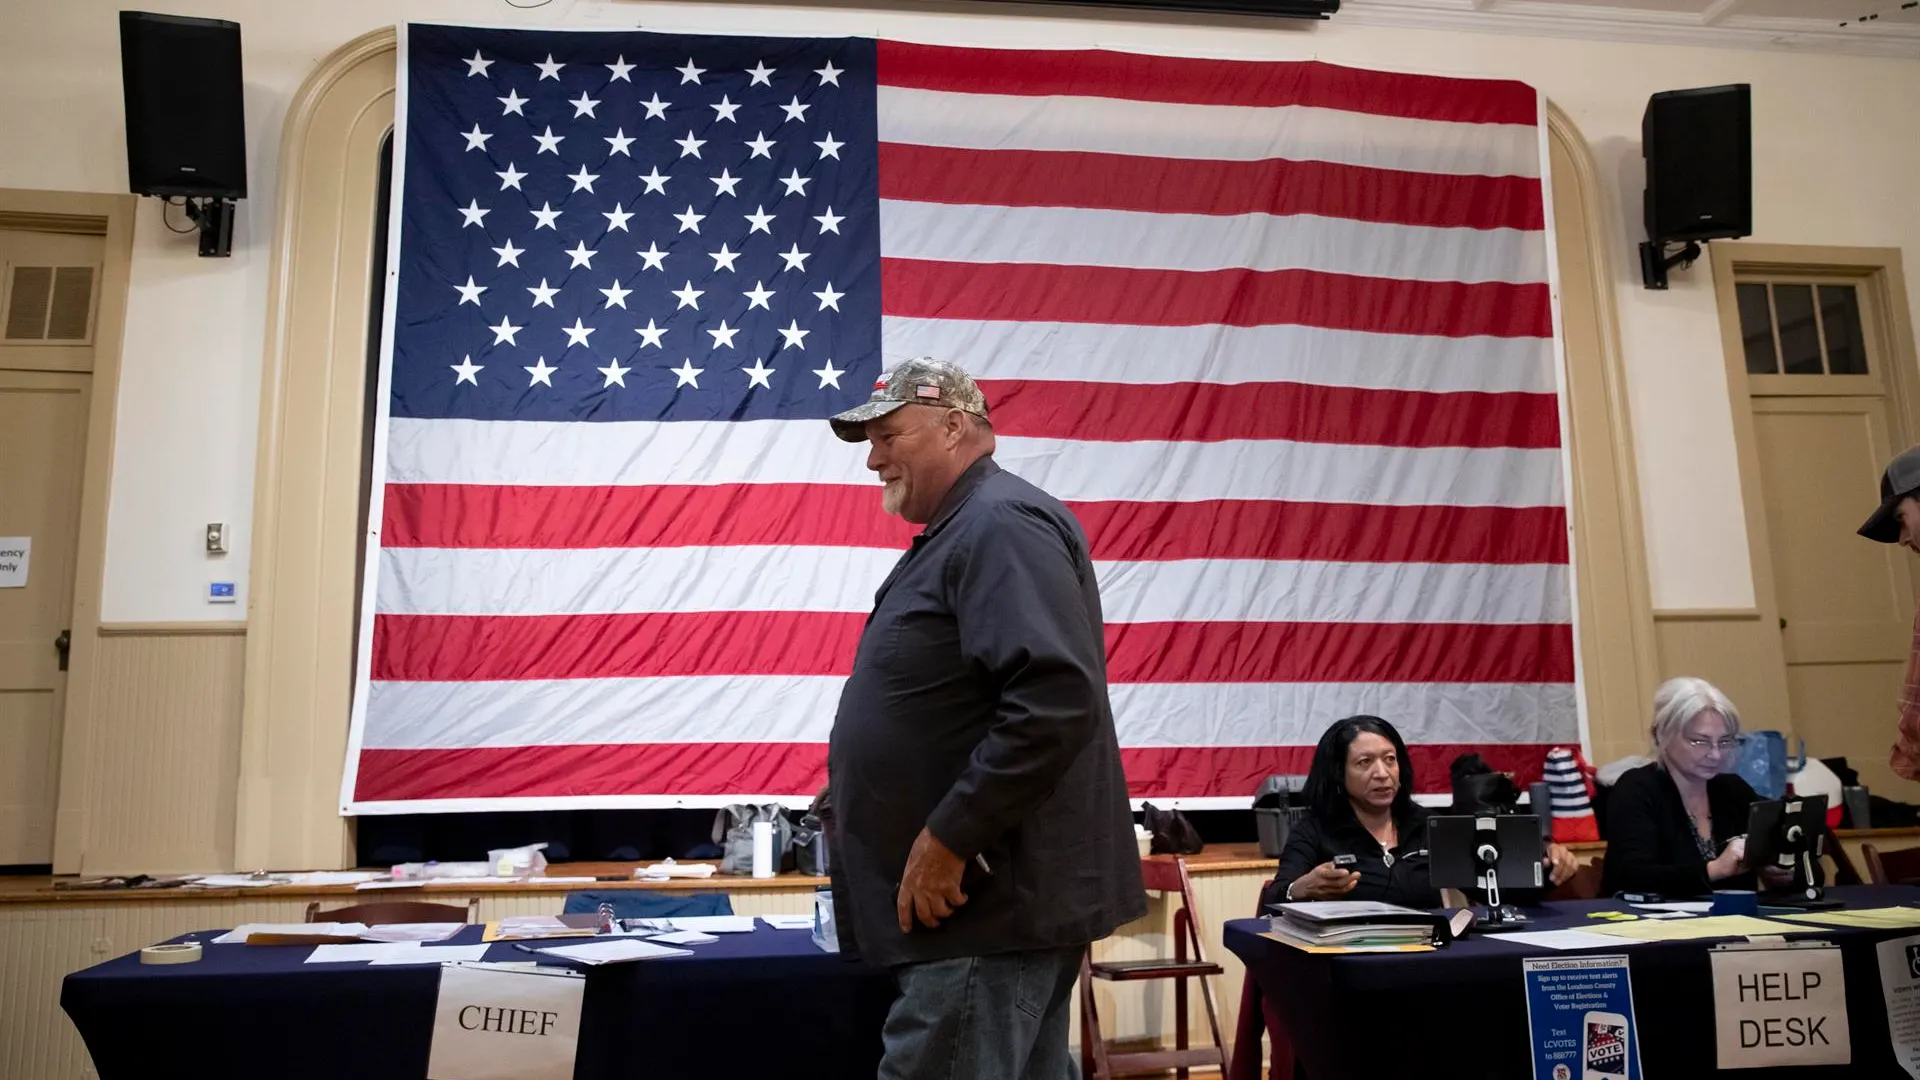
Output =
[
  {"x1": 1259, "y1": 932, "x2": 1436, "y2": 955},
  {"x1": 1586, "y1": 915, "x2": 1810, "y2": 941},
  {"x1": 1774, "y1": 907, "x2": 1920, "y2": 930}
]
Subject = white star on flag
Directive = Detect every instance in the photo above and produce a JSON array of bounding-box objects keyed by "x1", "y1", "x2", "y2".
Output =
[
  {"x1": 527, "y1": 278, "x2": 559, "y2": 307},
  {"x1": 563, "y1": 318, "x2": 595, "y2": 347},
  {"x1": 453, "y1": 276, "x2": 487, "y2": 305},
  {"x1": 743, "y1": 359, "x2": 776, "y2": 388},
  {"x1": 604, "y1": 129, "x2": 634, "y2": 156},
  {"x1": 451, "y1": 355, "x2": 483, "y2": 385},
  {"x1": 640, "y1": 167, "x2": 670, "y2": 195},
  {"x1": 498, "y1": 89, "x2": 527, "y2": 115},
  {"x1": 600, "y1": 280, "x2": 632, "y2": 308},
  {"x1": 677, "y1": 132, "x2": 705, "y2": 158},
  {"x1": 530, "y1": 202, "x2": 561, "y2": 229},
  {"x1": 707, "y1": 320, "x2": 741, "y2": 349},
  {"x1": 813, "y1": 282, "x2": 843, "y2": 311},
  {"x1": 675, "y1": 206, "x2": 705, "y2": 233},
  {"x1": 814, "y1": 359, "x2": 844, "y2": 388},
  {"x1": 677, "y1": 59, "x2": 704, "y2": 83},
  {"x1": 779, "y1": 243, "x2": 811, "y2": 271},
  {"x1": 458, "y1": 200, "x2": 489, "y2": 227},
  {"x1": 598, "y1": 358, "x2": 630, "y2": 386},
  {"x1": 606, "y1": 56, "x2": 635, "y2": 81},
  {"x1": 711, "y1": 95, "x2": 742, "y2": 122},
  {"x1": 671, "y1": 358, "x2": 703, "y2": 387},
  {"x1": 711, "y1": 169, "x2": 741, "y2": 197},
  {"x1": 533, "y1": 126, "x2": 564, "y2": 154},
  {"x1": 642, "y1": 93, "x2": 670, "y2": 120},
  {"x1": 815, "y1": 133, "x2": 843, "y2": 159},
  {"x1": 565, "y1": 241, "x2": 597, "y2": 268},
  {"x1": 603, "y1": 203, "x2": 633, "y2": 231},
  {"x1": 569, "y1": 165, "x2": 599, "y2": 193},
  {"x1": 779, "y1": 169, "x2": 811, "y2": 197},
  {"x1": 814, "y1": 207, "x2": 843, "y2": 234},
  {"x1": 496, "y1": 163, "x2": 527, "y2": 190},
  {"x1": 489, "y1": 317, "x2": 522, "y2": 346},
  {"x1": 673, "y1": 281, "x2": 704, "y2": 309},
  {"x1": 464, "y1": 50, "x2": 492, "y2": 77},
  {"x1": 746, "y1": 132, "x2": 775, "y2": 159},
  {"x1": 815, "y1": 60, "x2": 841, "y2": 86},
  {"x1": 745, "y1": 206, "x2": 775, "y2": 234},
  {"x1": 524, "y1": 356, "x2": 558, "y2": 386},
  {"x1": 743, "y1": 281, "x2": 775, "y2": 310},
  {"x1": 461, "y1": 124, "x2": 491, "y2": 152},
  {"x1": 709, "y1": 244, "x2": 741, "y2": 272},
  {"x1": 493, "y1": 239, "x2": 524, "y2": 267},
  {"x1": 746, "y1": 60, "x2": 775, "y2": 86},
  {"x1": 535, "y1": 54, "x2": 565, "y2": 80},
  {"x1": 777, "y1": 320, "x2": 809, "y2": 349},
  {"x1": 638, "y1": 243, "x2": 668, "y2": 270},
  {"x1": 780, "y1": 96, "x2": 810, "y2": 123},
  {"x1": 636, "y1": 319, "x2": 668, "y2": 347},
  {"x1": 571, "y1": 92, "x2": 600, "y2": 119}
]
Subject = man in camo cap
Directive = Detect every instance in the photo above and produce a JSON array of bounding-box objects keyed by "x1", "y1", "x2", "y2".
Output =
[
  {"x1": 823, "y1": 357, "x2": 1144, "y2": 1080},
  {"x1": 1859, "y1": 444, "x2": 1920, "y2": 782}
]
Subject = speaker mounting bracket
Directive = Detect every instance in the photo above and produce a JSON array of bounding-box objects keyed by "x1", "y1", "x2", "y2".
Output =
[
  {"x1": 182, "y1": 196, "x2": 236, "y2": 258},
  {"x1": 1639, "y1": 239, "x2": 1702, "y2": 291}
]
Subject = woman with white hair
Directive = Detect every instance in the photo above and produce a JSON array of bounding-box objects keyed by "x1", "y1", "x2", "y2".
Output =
[{"x1": 1599, "y1": 677, "x2": 1791, "y2": 897}]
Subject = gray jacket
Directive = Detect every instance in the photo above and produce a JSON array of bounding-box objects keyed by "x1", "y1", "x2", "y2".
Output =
[{"x1": 826, "y1": 456, "x2": 1146, "y2": 966}]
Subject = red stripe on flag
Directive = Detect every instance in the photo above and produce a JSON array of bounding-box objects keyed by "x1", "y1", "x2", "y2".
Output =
[
  {"x1": 982, "y1": 379, "x2": 1562, "y2": 449},
  {"x1": 1106, "y1": 622, "x2": 1574, "y2": 685},
  {"x1": 353, "y1": 742, "x2": 1556, "y2": 801},
  {"x1": 878, "y1": 144, "x2": 1546, "y2": 231},
  {"x1": 370, "y1": 613, "x2": 1572, "y2": 683},
  {"x1": 881, "y1": 259, "x2": 1554, "y2": 338},
  {"x1": 372, "y1": 611, "x2": 868, "y2": 681},
  {"x1": 874, "y1": 41, "x2": 1539, "y2": 126},
  {"x1": 382, "y1": 485, "x2": 1569, "y2": 564}
]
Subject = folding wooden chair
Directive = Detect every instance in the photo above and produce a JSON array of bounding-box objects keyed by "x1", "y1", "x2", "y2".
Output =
[
  {"x1": 305, "y1": 898, "x2": 480, "y2": 924},
  {"x1": 1863, "y1": 843, "x2": 1920, "y2": 886},
  {"x1": 1080, "y1": 856, "x2": 1224, "y2": 1079}
]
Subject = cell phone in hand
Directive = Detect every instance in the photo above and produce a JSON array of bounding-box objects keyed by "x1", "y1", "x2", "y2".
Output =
[{"x1": 1332, "y1": 854, "x2": 1358, "y2": 869}]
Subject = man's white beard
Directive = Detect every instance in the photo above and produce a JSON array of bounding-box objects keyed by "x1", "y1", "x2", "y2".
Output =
[{"x1": 881, "y1": 480, "x2": 906, "y2": 517}]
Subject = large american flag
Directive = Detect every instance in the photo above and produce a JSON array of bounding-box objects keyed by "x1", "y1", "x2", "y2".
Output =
[{"x1": 341, "y1": 23, "x2": 1577, "y2": 813}]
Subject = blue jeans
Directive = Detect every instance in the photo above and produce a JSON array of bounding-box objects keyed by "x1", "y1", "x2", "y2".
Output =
[{"x1": 879, "y1": 946, "x2": 1083, "y2": 1080}]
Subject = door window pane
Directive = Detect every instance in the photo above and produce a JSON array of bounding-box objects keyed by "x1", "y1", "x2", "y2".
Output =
[
  {"x1": 1818, "y1": 285, "x2": 1867, "y2": 375},
  {"x1": 1772, "y1": 284, "x2": 1822, "y2": 374},
  {"x1": 1736, "y1": 282, "x2": 1777, "y2": 374}
]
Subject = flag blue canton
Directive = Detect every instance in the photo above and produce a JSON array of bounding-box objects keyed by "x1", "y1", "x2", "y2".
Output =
[{"x1": 388, "y1": 25, "x2": 882, "y2": 423}]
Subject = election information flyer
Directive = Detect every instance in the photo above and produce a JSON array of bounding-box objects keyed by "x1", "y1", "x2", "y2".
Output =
[{"x1": 1524, "y1": 955, "x2": 1641, "y2": 1080}]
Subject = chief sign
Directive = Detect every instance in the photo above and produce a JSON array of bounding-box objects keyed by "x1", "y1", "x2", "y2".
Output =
[{"x1": 428, "y1": 964, "x2": 584, "y2": 1080}]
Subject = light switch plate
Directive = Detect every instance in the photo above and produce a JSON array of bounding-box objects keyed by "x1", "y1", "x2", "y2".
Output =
[{"x1": 205, "y1": 522, "x2": 227, "y2": 554}]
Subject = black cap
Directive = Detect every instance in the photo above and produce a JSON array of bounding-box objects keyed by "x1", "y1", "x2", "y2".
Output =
[{"x1": 1859, "y1": 445, "x2": 1920, "y2": 543}]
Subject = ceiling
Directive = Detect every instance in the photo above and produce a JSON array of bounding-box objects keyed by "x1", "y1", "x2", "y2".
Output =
[{"x1": 1340, "y1": 0, "x2": 1920, "y2": 58}]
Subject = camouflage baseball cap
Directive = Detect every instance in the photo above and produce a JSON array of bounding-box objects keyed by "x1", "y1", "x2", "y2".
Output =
[{"x1": 828, "y1": 357, "x2": 990, "y2": 442}]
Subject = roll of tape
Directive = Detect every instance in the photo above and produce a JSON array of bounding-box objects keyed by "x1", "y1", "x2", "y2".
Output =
[{"x1": 140, "y1": 942, "x2": 203, "y2": 965}]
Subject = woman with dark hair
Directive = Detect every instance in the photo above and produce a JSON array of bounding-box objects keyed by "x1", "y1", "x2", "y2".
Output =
[{"x1": 1261, "y1": 716, "x2": 1578, "y2": 909}]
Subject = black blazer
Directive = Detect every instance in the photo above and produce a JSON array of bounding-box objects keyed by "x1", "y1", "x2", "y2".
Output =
[
  {"x1": 1600, "y1": 764, "x2": 1761, "y2": 897},
  {"x1": 1262, "y1": 804, "x2": 1440, "y2": 910}
]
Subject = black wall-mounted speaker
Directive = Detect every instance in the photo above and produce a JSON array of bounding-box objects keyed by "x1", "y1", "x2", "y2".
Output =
[
  {"x1": 119, "y1": 11, "x2": 247, "y2": 199},
  {"x1": 1642, "y1": 83, "x2": 1750, "y2": 244}
]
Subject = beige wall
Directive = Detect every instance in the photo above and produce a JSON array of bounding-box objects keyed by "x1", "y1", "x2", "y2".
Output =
[{"x1": 0, "y1": 1, "x2": 1916, "y2": 621}]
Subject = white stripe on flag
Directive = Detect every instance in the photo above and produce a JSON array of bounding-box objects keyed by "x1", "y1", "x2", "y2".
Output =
[
  {"x1": 877, "y1": 200, "x2": 1549, "y2": 285},
  {"x1": 376, "y1": 545, "x2": 1573, "y2": 624},
  {"x1": 385, "y1": 418, "x2": 1566, "y2": 505},
  {"x1": 361, "y1": 676, "x2": 1580, "y2": 749},
  {"x1": 882, "y1": 317, "x2": 1558, "y2": 394},
  {"x1": 876, "y1": 87, "x2": 1543, "y2": 179}
]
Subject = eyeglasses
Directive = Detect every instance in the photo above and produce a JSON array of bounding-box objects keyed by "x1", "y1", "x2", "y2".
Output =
[{"x1": 1683, "y1": 736, "x2": 1740, "y2": 752}]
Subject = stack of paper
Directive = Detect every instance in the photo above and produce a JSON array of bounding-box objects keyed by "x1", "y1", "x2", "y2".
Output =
[
  {"x1": 760, "y1": 914, "x2": 816, "y2": 930},
  {"x1": 1266, "y1": 901, "x2": 1446, "y2": 951},
  {"x1": 1776, "y1": 907, "x2": 1920, "y2": 930},
  {"x1": 213, "y1": 922, "x2": 370, "y2": 944},
  {"x1": 361, "y1": 923, "x2": 465, "y2": 943},
  {"x1": 1586, "y1": 915, "x2": 1808, "y2": 942},
  {"x1": 482, "y1": 915, "x2": 595, "y2": 942},
  {"x1": 634, "y1": 860, "x2": 718, "y2": 879},
  {"x1": 539, "y1": 939, "x2": 694, "y2": 965}
]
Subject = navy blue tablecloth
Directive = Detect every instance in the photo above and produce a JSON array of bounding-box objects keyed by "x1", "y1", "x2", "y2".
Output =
[
  {"x1": 62, "y1": 923, "x2": 895, "y2": 1080},
  {"x1": 1225, "y1": 885, "x2": 1920, "y2": 1079}
]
